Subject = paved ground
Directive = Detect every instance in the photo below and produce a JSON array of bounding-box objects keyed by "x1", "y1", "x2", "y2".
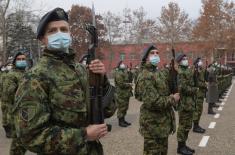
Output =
[{"x1": 0, "y1": 78, "x2": 234, "y2": 155}]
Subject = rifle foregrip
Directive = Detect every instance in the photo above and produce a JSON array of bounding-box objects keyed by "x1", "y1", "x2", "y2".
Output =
[{"x1": 107, "y1": 124, "x2": 112, "y2": 132}]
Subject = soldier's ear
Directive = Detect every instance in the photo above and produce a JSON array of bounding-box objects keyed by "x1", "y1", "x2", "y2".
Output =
[{"x1": 39, "y1": 36, "x2": 48, "y2": 46}]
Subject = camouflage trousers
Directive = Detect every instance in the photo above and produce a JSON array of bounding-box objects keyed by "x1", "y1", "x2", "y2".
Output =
[
  {"x1": 116, "y1": 96, "x2": 130, "y2": 119},
  {"x1": 143, "y1": 137, "x2": 168, "y2": 155},
  {"x1": 37, "y1": 141, "x2": 103, "y2": 155},
  {"x1": 1, "y1": 103, "x2": 15, "y2": 138},
  {"x1": 10, "y1": 138, "x2": 27, "y2": 155},
  {"x1": 193, "y1": 97, "x2": 204, "y2": 123},
  {"x1": 177, "y1": 110, "x2": 193, "y2": 142},
  {"x1": 87, "y1": 141, "x2": 104, "y2": 155},
  {"x1": 1, "y1": 102, "x2": 9, "y2": 126}
]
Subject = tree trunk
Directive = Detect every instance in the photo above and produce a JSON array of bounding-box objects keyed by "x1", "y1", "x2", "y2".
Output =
[{"x1": 2, "y1": 16, "x2": 7, "y2": 64}]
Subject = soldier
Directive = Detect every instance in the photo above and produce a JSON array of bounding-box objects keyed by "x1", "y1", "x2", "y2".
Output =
[
  {"x1": 114, "y1": 61, "x2": 133, "y2": 127},
  {"x1": 135, "y1": 45, "x2": 180, "y2": 155},
  {"x1": 13, "y1": 8, "x2": 116, "y2": 155},
  {"x1": 0, "y1": 66, "x2": 7, "y2": 99},
  {"x1": 206, "y1": 62, "x2": 219, "y2": 114},
  {"x1": 127, "y1": 63, "x2": 134, "y2": 83},
  {"x1": 176, "y1": 54, "x2": 198, "y2": 155},
  {"x1": 192, "y1": 58, "x2": 206, "y2": 133},
  {"x1": 133, "y1": 65, "x2": 140, "y2": 84},
  {"x1": 1, "y1": 52, "x2": 28, "y2": 155}
]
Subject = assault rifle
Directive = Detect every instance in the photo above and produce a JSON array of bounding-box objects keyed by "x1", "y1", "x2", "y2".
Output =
[
  {"x1": 86, "y1": 4, "x2": 112, "y2": 131},
  {"x1": 169, "y1": 48, "x2": 178, "y2": 94}
]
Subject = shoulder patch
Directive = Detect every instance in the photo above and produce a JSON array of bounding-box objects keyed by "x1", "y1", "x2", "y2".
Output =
[{"x1": 19, "y1": 106, "x2": 36, "y2": 122}]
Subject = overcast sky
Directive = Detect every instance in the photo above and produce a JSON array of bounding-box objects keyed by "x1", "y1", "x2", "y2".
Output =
[
  {"x1": 31, "y1": 0, "x2": 235, "y2": 20},
  {"x1": 31, "y1": 0, "x2": 205, "y2": 20}
]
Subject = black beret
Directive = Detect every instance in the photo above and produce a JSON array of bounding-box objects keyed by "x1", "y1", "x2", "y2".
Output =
[
  {"x1": 176, "y1": 54, "x2": 186, "y2": 63},
  {"x1": 193, "y1": 57, "x2": 201, "y2": 66},
  {"x1": 141, "y1": 45, "x2": 158, "y2": 63},
  {"x1": 37, "y1": 8, "x2": 68, "y2": 39}
]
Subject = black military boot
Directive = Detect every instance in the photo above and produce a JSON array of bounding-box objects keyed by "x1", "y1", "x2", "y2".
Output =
[
  {"x1": 208, "y1": 103, "x2": 216, "y2": 115},
  {"x1": 212, "y1": 102, "x2": 220, "y2": 108},
  {"x1": 185, "y1": 145, "x2": 195, "y2": 154},
  {"x1": 177, "y1": 142, "x2": 193, "y2": 155},
  {"x1": 193, "y1": 122, "x2": 206, "y2": 134},
  {"x1": 123, "y1": 117, "x2": 131, "y2": 126},
  {"x1": 118, "y1": 118, "x2": 128, "y2": 127}
]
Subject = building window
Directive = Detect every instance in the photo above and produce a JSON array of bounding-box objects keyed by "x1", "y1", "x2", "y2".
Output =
[
  {"x1": 109, "y1": 51, "x2": 115, "y2": 60},
  {"x1": 129, "y1": 53, "x2": 137, "y2": 60},
  {"x1": 120, "y1": 52, "x2": 125, "y2": 60},
  {"x1": 187, "y1": 51, "x2": 193, "y2": 59}
]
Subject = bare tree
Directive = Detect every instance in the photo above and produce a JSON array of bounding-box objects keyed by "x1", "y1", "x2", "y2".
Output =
[
  {"x1": 122, "y1": 7, "x2": 133, "y2": 44},
  {"x1": 103, "y1": 11, "x2": 122, "y2": 44},
  {"x1": 156, "y1": 2, "x2": 192, "y2": 47},
  {"x1": 69, "y1": 5, "x2": 108, "y2": 60},
  {"x1": 0, "y1": 0, "x2": 10, "y2": 64}
]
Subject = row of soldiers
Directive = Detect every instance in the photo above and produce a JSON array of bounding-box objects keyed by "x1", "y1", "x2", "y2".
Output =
[
  {"x1": 0, "y1": 7, "x2": 233, "y2": 155},
  {"x1": 112, "y1": 45, "x2": 233, "y2": 155}
]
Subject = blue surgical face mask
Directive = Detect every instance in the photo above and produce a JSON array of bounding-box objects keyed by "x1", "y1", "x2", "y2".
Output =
[
  {"x1": 16, "y1": 60, "x2": 27, "y2": 69},
  {"x1": 198, "y1": 61, "x2": 203, "y2": 67},
  {"x1": 181, "y1": 60, "x2": 189, "y2": 67},
  {"x1": 47, "y1": 32, "x2": 72, "y2": 52},
  {"x1": 149, "y1": 55, "x2": 160, "y2": 66},
  {"x1": 120, "y1": 64, "x2": 126, "y2": 69}
]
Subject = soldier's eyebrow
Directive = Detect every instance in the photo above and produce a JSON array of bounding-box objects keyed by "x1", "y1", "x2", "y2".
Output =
[{"x1": 46, "y1": 27, "x2": 57, "y2": 33}]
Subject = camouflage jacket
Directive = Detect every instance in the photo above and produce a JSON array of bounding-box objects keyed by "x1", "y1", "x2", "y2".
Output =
[
  {"x1": 0, "y1": 72, "x2": 7, "y2": 99},
  {"x1": 194, "y1": 68, "x2": 207, "y2": 98},
  {"x1": 178, "y1": 65, "x2": 198, "y2": 111},
  {"x1": 135, "y1": 64, "x2": 176, "y2": 138},
  {"x1": 2, "y1": 69, "x2": 24, "y2": 103},
  {"x1": 114, "y1": 68, "x2": 133, "y2": 98},
  {"x1": 13, "y1": 49, "x2": 115, "y2": 155},
  {"x1": 1, "y1": 69, "x2": 24, "y2": 137}
]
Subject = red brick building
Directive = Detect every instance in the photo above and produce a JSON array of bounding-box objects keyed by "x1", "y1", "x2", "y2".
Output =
[{"x1": 99, "y1": 42, "x2": 235, "y2": 76}]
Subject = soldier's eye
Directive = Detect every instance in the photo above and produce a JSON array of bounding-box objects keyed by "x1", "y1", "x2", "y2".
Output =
[
  {"x1": 47, "y1": 28, "x2": 57, "y2": 34},
  {"x1": 60, "y1": 27, "x2": 69, "y2": 32}
]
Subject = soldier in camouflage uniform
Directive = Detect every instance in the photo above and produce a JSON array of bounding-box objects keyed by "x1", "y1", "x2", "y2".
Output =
[
  {"x1": 193, "y1": 58, "x2": 207, "y2": 133},
  {"x1": 114, "y1": 61, "x2": 133, "y2": 127},
  {"x1": 206, "y1": 62, "x2": 219, "y2": 114},
  {"x1": 176, "y1": 54, "x2": 199, "y2": 155},
  {"x1": 192, "y1": 58, "x2": 206, "y2": 134},
  {"x1": 135, "y1": 45, "x2": 180, "y2": 155},
  {"x1": 13, "y1": 8, "x2": 116, "y2": 155},
  {"x1": 0, "y1": 66, "x2": 6, "y2": 99},
  {"x1": 1, "y1": 52, "x2": 28, "y2": 155}
]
